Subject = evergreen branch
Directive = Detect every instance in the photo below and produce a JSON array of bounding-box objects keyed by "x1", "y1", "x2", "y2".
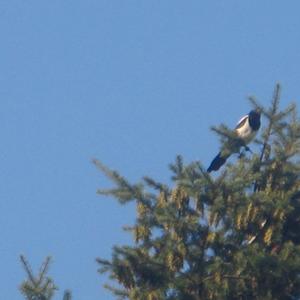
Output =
[
  {"x1": 259, "y1": 94, "x2": 278, "y2": 162},
  {"x1": 93, "y1": 159, "x2": 147, "y2": 204},
  {"x1": 96, "y1": 258, "x2": 113, "y2": 274},
  {"x1": 103, "y1": 284, "x2": 128, "y2": 299},
  {"x1": 271, "y1": 83, "x2": 281, "y2": 112},
  {"x1": 211, "y1": 124, "x2": 237, "y2": 140},
  {"x1": 38, "y1": 256, "x2": 51, "y2": 286},
  {"x1": 20, "y1": 255, "x2": 37, "y2": 287},
  {"x1": 199, "y1": 163, "x2": 215, "y2": 185},
  {"x1": 96, "y1": 188, "x2": 135, "y2": 203},
  {"x1": 248, "y1": 96, "x2": 261, "y2": 110},
  {"x1": 63, "y1": 290, "x2": 72, "y2": 300},
  {"x1": 96, "y1": 257, "x2": 112, "y2": 266},
  {"x1": 43, "y1": 277, "x2": 55, "y2": 293},
  {"x1": 254, "y1": 84, "x2": 281, "y2": 192},
  {"x1": 92, "y1": 159, "x2": 132, "y2": 190},
  {"x1": 143, "y1": 176, "x2": 169, "y2": 192},
  {"x1": 19, "y1": 256, "x2": 59, "y2": 300},
  {"x1": 202, "y1": 274, "x2": 251, "y2": 284},
  {"x1": 169, "y1": 155, "x2": 184, "y2": 179}
]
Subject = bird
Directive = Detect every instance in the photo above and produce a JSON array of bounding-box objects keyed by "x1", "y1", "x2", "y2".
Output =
[{"x1": 207, "y1": 109, "x2": 261, "y2": 172}]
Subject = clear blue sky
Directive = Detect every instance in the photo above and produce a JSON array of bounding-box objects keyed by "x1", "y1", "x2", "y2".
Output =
[{"x1": 1, "y1": 1, "x2": 300, "y2": 299}]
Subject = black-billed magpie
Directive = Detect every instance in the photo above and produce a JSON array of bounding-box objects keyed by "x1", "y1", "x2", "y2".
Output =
[{"x1": 207, "y1": 109, "x2": 261, "y2": 172}]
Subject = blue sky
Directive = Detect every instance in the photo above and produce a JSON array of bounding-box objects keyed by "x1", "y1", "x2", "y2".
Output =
[{"x1": 1, "y1": 1, "x2": 300, "y2": 299}]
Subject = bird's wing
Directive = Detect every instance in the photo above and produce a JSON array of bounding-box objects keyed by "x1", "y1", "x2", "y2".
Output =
[{"x1": 235, "y1": 115, "x2": 248, "y2": 130}]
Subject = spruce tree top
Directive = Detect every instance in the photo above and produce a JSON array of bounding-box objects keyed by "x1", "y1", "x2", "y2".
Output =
[{"x1": 95, "y1": 84, "x2": 300, "y2": 300}]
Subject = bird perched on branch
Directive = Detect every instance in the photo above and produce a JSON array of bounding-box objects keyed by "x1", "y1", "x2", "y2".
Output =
[{"x1": 207, "y1": 109, "x2": 261, "y2": 172}]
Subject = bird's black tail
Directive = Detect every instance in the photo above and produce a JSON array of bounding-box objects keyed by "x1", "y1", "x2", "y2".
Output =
[{"x1": 207, "y1": 152, "x2": 228, "y2": 172}]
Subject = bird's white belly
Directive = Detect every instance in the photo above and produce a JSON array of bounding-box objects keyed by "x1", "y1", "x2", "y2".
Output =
[{"x1": 236, "y1": 119, "x2": 257, "y2": 144}]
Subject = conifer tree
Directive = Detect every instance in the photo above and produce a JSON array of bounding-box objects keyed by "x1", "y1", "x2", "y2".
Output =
[
  {"x1": 19, "y1": 255, "x2": 72, "y2": 300},
  {"x1": 95, "y1": 84, "x2": 300, "y2": 299}
]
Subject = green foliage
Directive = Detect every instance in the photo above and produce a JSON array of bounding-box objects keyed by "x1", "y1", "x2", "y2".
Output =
[
  {"x1": 19, "y1": 256, "x2": 72, "y2": 300},
  {"x1": 95, "y1": 84, "x2": 300, "y2": 299}
]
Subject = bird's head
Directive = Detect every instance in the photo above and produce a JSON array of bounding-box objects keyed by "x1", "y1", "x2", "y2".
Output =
[{"x1": 248, "y1": 109, "x2": 261, "y2": 131}]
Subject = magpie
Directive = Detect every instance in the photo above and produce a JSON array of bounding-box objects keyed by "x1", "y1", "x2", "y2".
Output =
[{"x1": 207, "y1": 109, "x2": 261, "y2": 172}]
